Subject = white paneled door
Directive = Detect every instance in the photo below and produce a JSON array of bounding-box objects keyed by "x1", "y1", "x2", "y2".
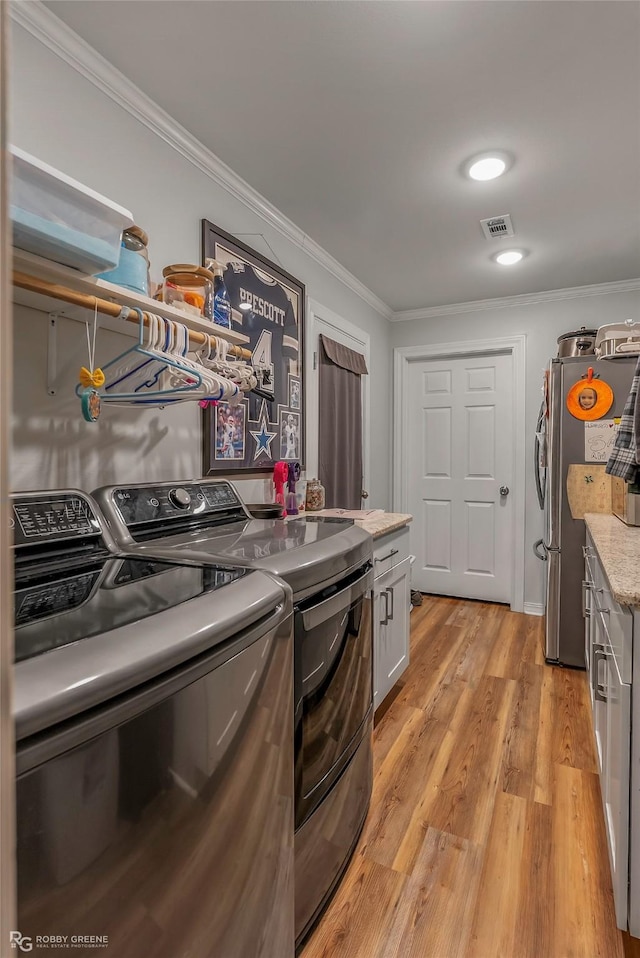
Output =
[{"x1": 407, "y1": 352, "x2": 513, "y2": 603}]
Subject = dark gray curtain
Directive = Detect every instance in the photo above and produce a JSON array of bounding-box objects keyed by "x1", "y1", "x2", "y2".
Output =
[{"x1": 318, "y1": 335, "x2": 368, "y2": 509}]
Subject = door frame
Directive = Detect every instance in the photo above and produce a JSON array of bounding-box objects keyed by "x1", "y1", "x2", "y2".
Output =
[
  {"x1": 306, "y1": 298, "x2": 370, "y2": 500},
  {"x1": 393, "y1": 335, "x2": 526, "y2": 613},
  {"x1": 0, "y1": 0, "x2": 16, "y2": 940}
]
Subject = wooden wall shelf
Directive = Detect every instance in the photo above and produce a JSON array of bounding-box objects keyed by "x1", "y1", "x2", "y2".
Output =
[{"x1": 12, "y1": 248, "x2": 251, "y2": 352}]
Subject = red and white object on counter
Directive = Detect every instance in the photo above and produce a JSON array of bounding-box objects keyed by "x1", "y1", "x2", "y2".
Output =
[{"x1": 273, "y1": 461, "x2": 288, "y2": 518}]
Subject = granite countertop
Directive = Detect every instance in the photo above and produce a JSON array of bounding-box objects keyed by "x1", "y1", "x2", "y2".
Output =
[
  {"x1": 311, "y1": 510, "x2": 412, "y2": 540},
  {"x1": 585, "y1": 513, "x2": 640, "y2": 606},
  {"x1": 360, "y1": 512, "x2": 413, "y2": 540}
]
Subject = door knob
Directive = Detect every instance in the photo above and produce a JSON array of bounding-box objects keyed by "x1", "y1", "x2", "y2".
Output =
[
  {"x1": 500, "y1": 486, "x2": 510, "y2": 497},
  {"x1": 361, "y1": 490, "x2": 369, "y2": 499}
]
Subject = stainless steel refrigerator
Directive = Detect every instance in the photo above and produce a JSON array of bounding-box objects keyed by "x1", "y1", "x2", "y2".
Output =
[{"x1": 535, "y1": 356, "x2": 635, "y2": 667}]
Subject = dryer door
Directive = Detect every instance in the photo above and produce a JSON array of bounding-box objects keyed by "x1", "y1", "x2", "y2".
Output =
[{"x1": 294, "y1": 564, "x2": 372, "y2": 829}]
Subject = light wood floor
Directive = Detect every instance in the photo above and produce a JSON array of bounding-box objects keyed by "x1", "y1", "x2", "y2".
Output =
[{"x1": 303, "y1": 595, "x2": 640, "y2": 958}]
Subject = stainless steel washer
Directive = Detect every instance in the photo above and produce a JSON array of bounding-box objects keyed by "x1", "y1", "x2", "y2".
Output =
[
  {"x1": 12, "y1": 489, "x2": 294, "y2": 958},
  {"x1": 93, "y1": 479, "x2": 374, "y2": 947}
]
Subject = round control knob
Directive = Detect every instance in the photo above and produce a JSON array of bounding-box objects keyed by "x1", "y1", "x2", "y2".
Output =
[{"x1": 169, "y1": 487, "x2": 192, "y2": 509}]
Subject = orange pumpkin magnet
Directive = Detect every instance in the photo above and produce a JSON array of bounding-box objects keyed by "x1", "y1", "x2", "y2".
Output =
[{"x1": 566, "y1": 367, "x2": 613, "y2": 421}]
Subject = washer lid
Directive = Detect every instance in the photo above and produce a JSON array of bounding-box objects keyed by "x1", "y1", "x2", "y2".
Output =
[
  {"x1": 14, "y1": 554, "x2": 250, "y2": 662},
  {"x1": 14, "y1": 558, "x2": 288, "y2": 741},
  {"x1": 91, "y1": 481, "x2": 373, "y2": 597},
  {"x1": 123, "y1": 516, "x2": 373, "y2": 598}
]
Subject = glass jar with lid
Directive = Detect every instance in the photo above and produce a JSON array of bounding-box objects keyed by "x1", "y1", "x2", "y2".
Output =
[
  {"x1": 97, "y1": 225, "x2": 150, "y2": 295},
  {"x1": 305, "y1": 479, "x2": 325, "y2": 512},
  {"x1": 162, "y1": 264, "x2": 214, "y2": 320}
]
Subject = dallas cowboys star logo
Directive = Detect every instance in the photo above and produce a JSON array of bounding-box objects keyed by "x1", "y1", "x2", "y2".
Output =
[{"x1": 250, "y1": 408, "x2": 277, "y2": 460}]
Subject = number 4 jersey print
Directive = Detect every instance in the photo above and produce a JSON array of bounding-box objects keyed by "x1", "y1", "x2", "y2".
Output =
[{"x1": 202, "y1": 221, "x2": 305, "y2": 474}]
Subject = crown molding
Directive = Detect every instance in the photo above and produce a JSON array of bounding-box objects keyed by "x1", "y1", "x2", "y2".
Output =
[
  {"x1": 391, "y1": 277, "x2": 640, "y2": 322},
  {"x1": 11, "y1": 2, "x2": 639, "y2": 327},
  {"x1": 11, "y1": 1, "x2": 393, "y2": 321}
]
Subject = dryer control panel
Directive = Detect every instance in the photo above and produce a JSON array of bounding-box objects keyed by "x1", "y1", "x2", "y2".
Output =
[{"x1": 111, "y1": 481, "x2": 245, "y2": 528}]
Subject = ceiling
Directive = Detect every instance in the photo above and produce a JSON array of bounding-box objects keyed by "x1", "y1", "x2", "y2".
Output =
[{"x1": 44, "y1": 1, "x2": 640, "y2": 312}]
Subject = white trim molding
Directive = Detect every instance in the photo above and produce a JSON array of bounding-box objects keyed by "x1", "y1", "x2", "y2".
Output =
[
  {"x1": 11, "y1": 1, "x2": 392, "y2": 322},
  {"x1": 391, "y1": 277, "x2": 640, "y2": 322},
  {"x1": 523, "y1": 603, "x2": 545, "y2": 617},
  {"x1": 393, "y1": 336, "x2": 527, "y2": 614}
]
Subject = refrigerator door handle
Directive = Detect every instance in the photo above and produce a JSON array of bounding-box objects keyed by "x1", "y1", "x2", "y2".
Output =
[
  {"x1": 546, "y1": 361, "x2": 563, "y2": 550},
  {"x1": 533, "y1": 539, "x2": 548, "y2": 561},
  {"x1": 534, "y1": 438, "x2": 545, "y2": 510},
  {"x1": 534, "y1": 401, "x2": 546, "y2": 510},
  {"x1": 545, "y1": 548, "x2": 561, "y2": 662}
]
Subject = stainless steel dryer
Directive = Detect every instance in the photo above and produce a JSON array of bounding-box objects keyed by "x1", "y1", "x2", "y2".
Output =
[
  {"x1": 92, "y1": 479, "x2": 374, "y2": 947},
  {"x1": 12, "y1": 489, "x2": 294, "y2": 958}
]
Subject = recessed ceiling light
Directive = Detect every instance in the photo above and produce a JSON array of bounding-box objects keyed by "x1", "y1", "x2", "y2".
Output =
[
  {"x1": 239, "y1": 301, "x2": 252, "y2": 311},
  {"x1": 466, "y1": 151, "x2": 510, "y2": 181},
  {"x1": 493, "y1": 249, "x2": 525, "y2": 266}
]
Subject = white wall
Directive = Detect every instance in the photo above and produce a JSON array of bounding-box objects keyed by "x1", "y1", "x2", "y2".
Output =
[
  {"x1": 390, "y1": 288, "x2": 640, "y2": 608},
  {"x1": 9, "y1": 22, "x2": 391, "y2": 507}
]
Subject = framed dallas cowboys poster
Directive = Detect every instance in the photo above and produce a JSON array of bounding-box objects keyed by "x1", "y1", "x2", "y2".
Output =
[{"x1": 202, "y1": 220, "x2": 305, "y2": 474}]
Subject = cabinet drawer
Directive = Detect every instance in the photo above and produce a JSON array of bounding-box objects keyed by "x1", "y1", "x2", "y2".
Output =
[
  {"x1": 593, "y1": 578, "x2": 632, "y2": 686},
  {"x1": 585, "y1": 533, "x2": 605, "y2": 593},
  {"x1": 608, "y1": 600, "x2": 632, "y2": 686},
  {"x1": 373, "y1": 526, "x2": 410, "y2": 578}
]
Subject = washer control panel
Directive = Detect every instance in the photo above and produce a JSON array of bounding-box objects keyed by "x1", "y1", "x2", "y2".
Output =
[
  {"x1": 11, "y1": 493, "x2": 101, "y2": 548},
  {"x1": 112, "y1": 481, "x2": 244, "y2": 528}
]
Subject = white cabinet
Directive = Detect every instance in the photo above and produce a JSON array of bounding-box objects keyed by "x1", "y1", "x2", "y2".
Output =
[
  {"x1": 605, "y1": 648, "x2": 631, "y2": 928},
  {"x1": 584, "y1": 532, "x2": 632, "y2": 931},
  {"x1": 373, "y1": 528, "x2": 411, "y2": 710}
]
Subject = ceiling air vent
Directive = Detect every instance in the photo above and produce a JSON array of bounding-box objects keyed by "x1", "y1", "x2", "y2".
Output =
[{"x1": 480, "y1": 214, "x2": 514, "y2": 240}]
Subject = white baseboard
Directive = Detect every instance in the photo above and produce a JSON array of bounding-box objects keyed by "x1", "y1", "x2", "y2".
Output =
[{"x1": 523, "y1": 602, "x2": 545, "y2": 617}]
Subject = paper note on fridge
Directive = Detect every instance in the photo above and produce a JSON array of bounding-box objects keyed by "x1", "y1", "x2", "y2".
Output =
[{"x1": 584, "y1": 419, "x2": 619, "y2": 462}]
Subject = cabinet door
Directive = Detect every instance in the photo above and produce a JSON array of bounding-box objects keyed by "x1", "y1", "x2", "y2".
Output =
[
  {"x1": 372, "y1": 586, "x2": 388, "y2": 711},
  {"x1": 603, "y1": 651, "x2": 631, "y2": 931},
  {"x1": 384, "y1": 557, "x2": 411, "y2": 691},
  {"x1": 373, "y1": 557, "x2": 411, "y2": 711},
  {"x1": 592, "y1": 613, "x2": 608, "y2": 778},
  {"x1": 583, "y1": 578, "x2": 593, "y2": 686},
  {"x1": 584, "y1": 534, "x2": 598, "y2": 680}
]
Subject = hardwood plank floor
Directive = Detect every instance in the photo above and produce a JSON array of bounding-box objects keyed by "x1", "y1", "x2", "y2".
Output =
[{"x1": 303, "y1": 595, "x2": 627, "y2": 958}]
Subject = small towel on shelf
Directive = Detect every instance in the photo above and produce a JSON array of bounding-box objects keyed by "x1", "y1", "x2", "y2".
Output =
[{"x1": 605, "y1": 355, "x2": 640, "y2": 482}]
